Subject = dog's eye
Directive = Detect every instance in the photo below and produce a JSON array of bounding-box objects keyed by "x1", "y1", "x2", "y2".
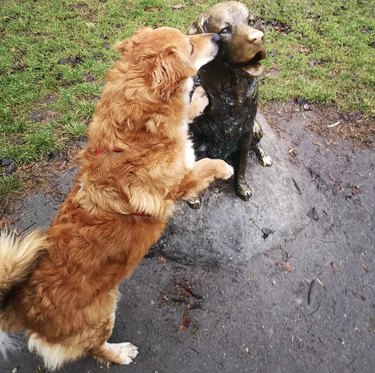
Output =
[{"x1": 219, "y1": 27, "x2": 232, "y2": 35}]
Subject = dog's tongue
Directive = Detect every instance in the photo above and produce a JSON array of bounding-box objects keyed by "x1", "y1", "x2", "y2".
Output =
[{"x1": 243, "y1": 63, "x2": 264, "y2": 77}]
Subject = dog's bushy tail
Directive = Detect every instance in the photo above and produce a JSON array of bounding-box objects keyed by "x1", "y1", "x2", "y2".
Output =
[{"x1": 0, "y1": 229, "x2": 48, "y2": 358}]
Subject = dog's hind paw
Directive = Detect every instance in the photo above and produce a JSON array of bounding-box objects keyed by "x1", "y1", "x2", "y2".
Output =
[
  {"x1": 115, "y1": 342, "x2": 138, "y2": 365},
  {"x1": 98, "y1": 342, "x2": 138, "y2": 365}
]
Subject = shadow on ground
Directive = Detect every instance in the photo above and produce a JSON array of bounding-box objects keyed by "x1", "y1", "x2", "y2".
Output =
[{"x1": 3, "y1": 104, "x2": 375, "y2": 373}]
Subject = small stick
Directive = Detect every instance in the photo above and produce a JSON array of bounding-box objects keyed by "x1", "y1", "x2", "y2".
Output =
[
  {"x1": 327, "y1": 121, "x2": 341, "y2": 128},
  {"x1": 307, "y1": 279, "x2": 315, "y2": 305}
]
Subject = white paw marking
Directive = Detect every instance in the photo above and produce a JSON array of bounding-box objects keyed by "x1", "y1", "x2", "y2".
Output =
[
  {"x1": 253, "y1": 121, "x2": 261, "y2": 134},
  {"x1": 109, "y1": 342, "x2": 139, "y2": 365},
  {"x1": 261, "y1": 155, "x2": 273, "y2": 167}
]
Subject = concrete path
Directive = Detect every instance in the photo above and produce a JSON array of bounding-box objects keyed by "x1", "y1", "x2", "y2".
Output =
[{"x1": 3, "y1": 111, "x2": 375, "y2": 373}]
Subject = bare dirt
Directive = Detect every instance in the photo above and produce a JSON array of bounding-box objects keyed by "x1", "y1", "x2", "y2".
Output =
[{"x1": 1, "y1": 103, "x2": 374, "y2": 373}]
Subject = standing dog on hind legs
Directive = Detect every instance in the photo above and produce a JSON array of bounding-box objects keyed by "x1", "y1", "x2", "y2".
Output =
[
  {"x1": 0, "y1": 27, "x2": 233, "y2": 370},
  {"x1": 188, "y1": 1, "x2": 273, "y2": 207}
]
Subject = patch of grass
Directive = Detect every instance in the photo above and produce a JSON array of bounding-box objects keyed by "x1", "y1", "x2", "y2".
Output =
[
  {"x1": 0, "y1": 0, "x2": 374, "y2": 199},
  {"x1": 0, "y1": 175, "x2": 21, "y2": 199},
  {"x1": 65, "y1": 122, "x2": 87, "y2": 139},
  {"x1": 253, "y1": 0, "x2": 375, "y2": 116}
]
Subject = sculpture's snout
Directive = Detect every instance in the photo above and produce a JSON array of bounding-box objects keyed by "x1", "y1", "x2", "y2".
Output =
[{"x1": 247, "y1": 29, "x2": 264, "y2": 44}]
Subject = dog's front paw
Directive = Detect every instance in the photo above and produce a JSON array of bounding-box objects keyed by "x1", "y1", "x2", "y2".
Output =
[
  {"x1": 191, "y1": 86, "x2": 209, "y2": 115},
  {"x1": 216, "y1": 160, "x2": 234, "y2": 180}
]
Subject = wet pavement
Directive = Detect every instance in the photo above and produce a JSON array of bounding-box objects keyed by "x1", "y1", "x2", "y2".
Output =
[{"x1": 3, "y1": 110, "x2": 375, "y2": 373}]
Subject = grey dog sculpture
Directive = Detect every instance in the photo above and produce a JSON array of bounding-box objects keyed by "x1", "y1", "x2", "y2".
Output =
[{"x1": 188, "y1": 1, "x2": 272, "y2": 206}]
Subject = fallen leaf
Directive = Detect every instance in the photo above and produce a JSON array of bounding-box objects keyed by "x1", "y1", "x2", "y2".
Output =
[
  {"x1": 351, "y1": 185, "x2": 360, "y2": 195},
  {"x1": 315, "y1": 277, "x2": 325, "y2": 288},
  {"x1": 171, "y1": 4, "x2": 185, "y2": 10},
  {"x1": 261, "y1": 227, "x2": 274, "y2": 239},
  {"x1": 352, "y1": 291, "x2": 366, "y2": 301},
  {"x1": 144, "y1": 6, "x2": 161, "y2": 11},
  {"x1": 307, "y1": 207, "x2": 319, "y2": 221},
  {"x1": 179, "y1": 313, "x2": 191, "y2": 332},
  {"x1": 330, "y1": 261, "x2": 337, "y2": 273},
  {"x1": 297, "y1": 46, "x2": 310, "y2": 54},
  {"x1": 284, "y1": 259, "x2": 294, "y2": 272},
  {"x1": 361, "y1": 261, "x2": 369, "y2": 272}
]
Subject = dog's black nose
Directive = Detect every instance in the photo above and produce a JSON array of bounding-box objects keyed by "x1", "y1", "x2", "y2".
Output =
[{"x1": 211, "y1": 33, "x2": 221, "y2": 43}]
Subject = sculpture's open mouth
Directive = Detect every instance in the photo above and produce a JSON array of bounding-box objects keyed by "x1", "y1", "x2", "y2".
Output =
[{"x1": 242, "y1": 50, "x2": 266, "y2": 77}]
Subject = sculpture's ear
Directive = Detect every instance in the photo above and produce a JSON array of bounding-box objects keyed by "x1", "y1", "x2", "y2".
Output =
[{"x1": 187, "y1": 15, "x2": 207, "y2": 35}]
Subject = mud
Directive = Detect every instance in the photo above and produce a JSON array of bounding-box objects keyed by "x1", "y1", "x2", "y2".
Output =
[{"x1": 2, "y1": 103, "x2": 374, "y2": 373}]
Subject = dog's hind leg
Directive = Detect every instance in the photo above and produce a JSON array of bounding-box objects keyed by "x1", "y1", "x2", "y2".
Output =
[
  {"x1": 28, "y1": 332, "x2": 87, "y2": 371},
  {"x1": 252, "y1": 120, "x2": 272, "y2": 167},
  {"x1": 89, "y1": 309, "x2": 138, "y2": 366}
]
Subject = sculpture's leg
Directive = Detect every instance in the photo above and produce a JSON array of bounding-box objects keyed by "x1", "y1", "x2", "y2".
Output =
[
  {"x1": 234, "y1": 132, "x2": 252, "y2": 201},
  {"x1": 252, "y1": 120, "x2": 273, "y2": 167}
]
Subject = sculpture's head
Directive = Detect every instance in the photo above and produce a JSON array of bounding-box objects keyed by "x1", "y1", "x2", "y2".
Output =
[{"x1": 188, "y1": 1, "x2": 266, "y2": 77}]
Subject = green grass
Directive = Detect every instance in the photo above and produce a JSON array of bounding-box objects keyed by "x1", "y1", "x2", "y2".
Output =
[
  {"x1": 255, "y1": 0, "x2": 375, "y2": 115},
  {"x1": 0, "y1": 0, "x2": 374, "y2": 199},
  {"x1": 0, "y1": 175, "x2": 21, "y2": 199}
]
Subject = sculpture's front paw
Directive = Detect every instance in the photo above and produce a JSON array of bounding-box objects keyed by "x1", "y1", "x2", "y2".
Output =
[
  {"x1": 187, "y1": 197, "x2": 201, "y2": 210},
  {"x1": 235, "y1": 178, "x2": 252, "y2": 201},
  {"x1": 191, "y1": 86, "x2": 209, "y2": 115}
]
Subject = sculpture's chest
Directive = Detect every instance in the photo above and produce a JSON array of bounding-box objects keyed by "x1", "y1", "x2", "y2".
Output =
[{"x1": 198, "y1": 64, "x2": 258, "y2": 126}]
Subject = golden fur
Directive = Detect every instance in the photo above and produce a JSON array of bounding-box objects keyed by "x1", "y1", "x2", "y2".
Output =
[{"x1": 0, "y1": 27, "x2": 233, "y2": 370}]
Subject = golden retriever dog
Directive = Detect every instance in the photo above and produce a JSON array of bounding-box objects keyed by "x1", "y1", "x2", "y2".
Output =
[{"x1": 0, "y1": 27, "x2": 233, "y2": 370}]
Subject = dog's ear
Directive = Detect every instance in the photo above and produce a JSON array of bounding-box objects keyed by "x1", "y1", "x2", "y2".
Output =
[
  {"x1": 115, "y1": 27, "x2": 153, "y2": 55},
  {"x1": 151, "y1": 44, "x2": 197, "y2": 99},
  {"x1": 187, "y1": 15, "x2": 207, "y2": 35},
  {"x1": 114, "y1": 39, "x2": 133, "y2": 54}
]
